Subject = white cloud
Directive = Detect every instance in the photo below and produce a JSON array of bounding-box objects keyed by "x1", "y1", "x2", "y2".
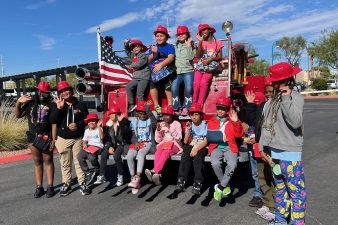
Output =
[
  {"x1": 33, "y1": 35, "x2": 56, "y2": 50},
  {"x1": 25, "y1": 0, "x2": 56, "y2": 10}
]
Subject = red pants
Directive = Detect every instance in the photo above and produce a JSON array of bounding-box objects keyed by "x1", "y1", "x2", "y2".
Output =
[
  {"x1": 192, "y1": 70, "x2": 213, "y2": 105},
  {"x1": 154, "y1": 145, "x2": 180, "y2": 174}
]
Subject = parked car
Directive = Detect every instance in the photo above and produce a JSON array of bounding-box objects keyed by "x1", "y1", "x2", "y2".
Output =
[{"x1": 327, "y1": 79, "x2": 338, "y2": 89}]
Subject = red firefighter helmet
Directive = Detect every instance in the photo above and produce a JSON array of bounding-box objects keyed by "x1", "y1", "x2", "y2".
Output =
[
  {"x1": 161, "y1": 105, "x2": 174, "y2": 115},
  {"x1": 269, "y1": 62, "x2": 302, "y2": 82},
  {"x1": 85, "y1": 113, "x2": 100, "y2": 123},
  {"x1": 216, "y1": 96, "x2": 231, "y2": 107},
  {"x1": 198, "y1": 24, "x2": 216, "y2": 35},
  {"x1": 135, "y1": 101, "x2": 146, "y2": 112},
  {"x1": 264, "y1": 77, "x2": 273, "y2": 86},
  {"x1": 130, "y1": 40, "x2": 148, "y2": 51},
  {"x1": 254, "y1": 92, "x2": 266, "y2": 105},
  {"x1": 57, "y1": 81, "x2": 72, "y2": 92},
  {"x1": 36, "y1": 81, "x2": 51, "y2": 93},
  {"x1": 153, "y1": 25, "x2": 170, "y2": 38},
  {"x1": 189, "y1": 103, "x2": 203, "y2": 114},
  {"x1": 176, "y1": 26, "x2": 190, "y2": 36},
  {"x1": 108, "y1": 106, "x2": 121, "y2": 115}
]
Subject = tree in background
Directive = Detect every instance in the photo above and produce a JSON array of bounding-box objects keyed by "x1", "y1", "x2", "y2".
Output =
[
  {"x1": 311, "y1": 78, "x2": 328, "y2": 90},
  {"x1": 249, "y1": 59, "x2": 270, "y2": 76},
  {"x1": 274, "y1": 36, "x2": 307, "y2": 66},
  {"x1": 312, "y1": 66, "x2": 332, "y2": 80},
  {"x1": 310, "y1": 30, "x2": 338, "y2": 75}
]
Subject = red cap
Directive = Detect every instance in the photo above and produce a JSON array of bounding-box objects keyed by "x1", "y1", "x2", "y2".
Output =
[
  {"x1": 154, "y1": 25, "x2": 170, "y2": 38},
  {"x1": 254, "y1": 92, "x2": 266, "y2": 105},
  {"x1": 36, "y1": 81, "x2": 51, "y2": 93},
  {"x1": 264, "y1": 77, "x2": 273, "y2": 86},
  {"x1": 135, "y1": 101, "x2": 146, "y2": 112},
  {"x1": 108, "y1": 106, "x2": 121, "y2": 115},
  {"x1": 216, "y1": 96, "x2": 231, "y2": 107},
  {"x1": 161, "y1": 105, "x2": 174, "y2": 115},
  {"x1": 189, "y1": 103, "x2": 203, "y2": 113},
  {"x1": 269, "y1": 62, "x2": 302, "y2": 82},
  {"x1": 85, "y1": 113, "x2": 99, "y2": 123},
  {"x1": 57, "y1": 81, "x2": 72, "y2": 92},
  {"x1": 176, "y1": 25, "x2": 189, "y2": 36},
  {"x1": 130, "y1": 40, "x2": 148, "y2": 51},
  {"x1": 198, "y1": 24, "x2": 216, "y2": 35}
]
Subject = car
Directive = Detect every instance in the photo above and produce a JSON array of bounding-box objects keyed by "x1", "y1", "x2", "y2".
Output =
[{"x1": 327, "y1": 79, "x2": 338, "y2": 89}]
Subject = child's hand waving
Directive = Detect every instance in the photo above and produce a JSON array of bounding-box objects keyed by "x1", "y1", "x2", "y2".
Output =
[
  {"x1": 150, "y1": 45, "x2": 158, "y2": 54},
  {"x1": 229, "y1": 110, "x2": 239, "y2": 122},
  {"x1": 245, "y1": 91, "x2": 255, "y2": 103},
  {"x1": 195, "y1": 32, "x2": 203, "y2": 41}
]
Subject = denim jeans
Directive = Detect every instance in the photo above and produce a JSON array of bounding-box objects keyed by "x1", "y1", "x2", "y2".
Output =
[
  {"x1": 249, "y1": 150, "x2": 263, "y2": 198},
  {"x1": 171, "y1": 72, "x2": 194, "y2": 110}
]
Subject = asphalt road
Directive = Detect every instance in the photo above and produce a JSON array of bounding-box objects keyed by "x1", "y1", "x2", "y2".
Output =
[{"x1": 1, "y1": 98, "x2": 338, "y2": 225}]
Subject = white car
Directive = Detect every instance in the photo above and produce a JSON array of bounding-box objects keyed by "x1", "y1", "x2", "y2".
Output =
[{"x1": 327, "y1": 79, "x2": 338, "y2": 89}]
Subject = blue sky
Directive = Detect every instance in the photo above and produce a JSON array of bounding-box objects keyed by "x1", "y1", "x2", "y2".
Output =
[{"x1": 0, "y1": 0, "x2": 337, "y2": 76}]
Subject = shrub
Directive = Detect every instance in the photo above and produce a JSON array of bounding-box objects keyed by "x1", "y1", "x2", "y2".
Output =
[
  {"x1": 0, "y1": 99, "x2": 28, "y2": 151},
  {"x1": 311, "y1": 78, "x2": 328, "y2": 90}
]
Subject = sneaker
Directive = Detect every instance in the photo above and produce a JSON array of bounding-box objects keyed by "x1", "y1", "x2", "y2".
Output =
[
  {"x1": 267, "y1": 218, "x2": 287, "y2": 225},
  {"x1": 85, "y1": 170, "x2": 98, "y2": 186},
  {"x1": 45, "y1": 185, "x2": 56, "y2": 198},
  {"x1": 152, "y1": 174, "x2": 161, "y2": 186},
  {"x1": 131, "y1": 188, "x2": 139, "y2": 194},
  {"x1": 116, "y1": 174, "x2": 124, "y2": 187},
  {"x1": 155, "y1": 105, "x2": 162, "y2": 114},
  {"x1": 145, "y1": 169, "x2": 154, "y2": 182},
  {"x1": 256, "y1": 205, "x2": 270, "y2": 216},
  {"x1": 79, "y1": 183, "x2": 91, "y2": 196},
  {"x1": 181, "y1": 108, "x2": 188, "y2": 116},
  {"x1": 261, "y1": 211, "x2": 275, "y2": 221},
  {"x1": 34, "y1": 186, "x2": 44, "y2": 198},
  {"x1": 128, "y1": 175, "x2": 141, "y2": 189},
  {"x1": 94, "y1": 175, "x2": 106, "y2": 185},
  {"x1": 128, "y1": 105, "x2": 137, "y2": 113},
  {"x1": 175, "y1": 177, "x2": 186, "y2": 193},
  {"x1": 249, "y1": 196, "x2": 263, "y2": 207},
  {"x1": 59, "y1": 183, "x2": 72, "y2": 197},
  {"x1": 191, "y1": 181, "x2": 202, "y2": 195},
  {"x1": 213, "y1": 184, "x2": 223, "y2": 202}
]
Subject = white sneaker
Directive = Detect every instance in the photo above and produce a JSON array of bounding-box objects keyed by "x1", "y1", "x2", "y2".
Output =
[
  {"x1": 256, "y1": 206, "x2": 275, "y2": 221},
  {"x1": 94, "y1": 175, "x2": 106, "y2": 185},
  {"x1": 255, "y1": 205, "x2": 270, "y2": 215},
  {"x1": 116, "y1": 175, "x2": 124, "y2": 187}
]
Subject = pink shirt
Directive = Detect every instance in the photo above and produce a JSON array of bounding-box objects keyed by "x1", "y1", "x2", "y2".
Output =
[
  {"x1": 155, "y1": 120, "x2": 182, "y2": 150},
  {"x1": 202, "y1": 39, "x2": 224, "y2": 57}
]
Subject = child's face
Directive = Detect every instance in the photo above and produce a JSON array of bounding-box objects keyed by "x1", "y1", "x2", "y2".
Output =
[
  {"x1": 177, "y1": 33, "x2": 188, "y2": 43},
  {"x1": 60, "y1": 89, "x2": 73, "y2": 101},
  {"x1": 132, "y1": 45, "x2": 142, "y2": 54},
  {"x1": 264, "y1": 86, "x2": 274, "y2": 99},
  {"x1": 155, "y1": 33, "x2": 168, "y2": 45},
  {"x1": 163, "y1": 114, "x2": 172, "y2": 123},
  {"x1": 109, "y1": 113, "x2": 118, "y2": 122},
  {"x1": 190, "y1": 112, "x2": 202, "y2": 124},
  {"x1": 216, "y1": 106, "x2": 228, "y2": 118},
  {"x1": 138, "y1": 111, "x2": 148, "y2": 121},
  {"x1": 200, "y1": 29, "x2": 211, "y2": 40},
  {"x1": 88, "y1": 120, "x2": 98, "y2": 129}
]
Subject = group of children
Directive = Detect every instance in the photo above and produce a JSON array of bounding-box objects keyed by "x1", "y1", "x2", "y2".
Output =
[
  {"x1": 125, "y1": 24, "x2": 224, "y2": 115},
  {"x1": 74, "y1": 59, "x2": 307, "y2": 225}
]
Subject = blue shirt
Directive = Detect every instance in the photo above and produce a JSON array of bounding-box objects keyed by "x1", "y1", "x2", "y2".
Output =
[
  {"x1": 131, "y1": 118, "x2": 152, "y2": 142},
  {"x1": 271, "y1": 147, "x2": 302, "y2": 161},
  {"x1": 191, "y1": 120, "x2": 207, "y2": 144},
  {"x1": 149, "y1": 43, "x2": 175, "y2": 60}
]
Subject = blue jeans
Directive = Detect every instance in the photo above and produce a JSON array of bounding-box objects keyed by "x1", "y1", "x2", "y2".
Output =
[
  {"x1": 249, "y1": 150, "x2": 263, "y2": 198},
  {"x1": 171, "y1": 72, "x2": 194, "y2": 110}
]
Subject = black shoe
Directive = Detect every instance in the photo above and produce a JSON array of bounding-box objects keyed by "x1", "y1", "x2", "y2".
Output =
[
  {"x1": 191, "y1": 181, "x2": 202, "y2": 195},
  {"x1": 85, "y1": 170, "x2": 98, "y2": 186},
  {"x1": 59, "y1": 183, "x2": 72, "y2": 197},
  {"x1": 79, "y1": 183, "x2": 91, "y2": 196},
  {"x1": 45, "y1": 185, "x2": 56, "y2": 198},
  {"x1": 248, "y1": 196, "x2": 263, "y2": 207},
  {"x1": 34, "y1": 186, "x2": 44, "y2": 198},
  {"x1": 175, "y1": 177, "x2": 186, "y2": 193}
]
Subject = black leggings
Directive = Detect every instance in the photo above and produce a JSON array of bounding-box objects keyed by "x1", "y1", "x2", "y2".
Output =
[{"x1": 100, "y1": 146, "x2": 124, "y2": 176}]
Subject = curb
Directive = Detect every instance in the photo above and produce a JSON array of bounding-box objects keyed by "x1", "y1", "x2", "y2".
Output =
[
  {"x1": 304, "y1": 95, "x2": 338, "y2": 99},
  {"x1": 0, "y1": 152, "x2": 32, "y2": 164}
]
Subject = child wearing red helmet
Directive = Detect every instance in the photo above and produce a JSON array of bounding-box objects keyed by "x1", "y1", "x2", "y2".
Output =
[
  {"x1": 193, "y1": 24, "x2": 224, "y2": 105},
  {"x1": 174, "y1": 103, "x2": 208, "y2": 195},
  {"x1": 145, "y1": 105, "x2": 183, "y2": 185},
  {"x1": 148, "y1": 25, "x2": 176, "y2": 114},
  {"x1": 207, "y1": 96, "x2": 244, "y2": 201},
  {"x1": 77, "y1": 113, "x2": 103, "y2": 187},
  {"x1": 124, "y1": 39, "x2": 151, "y2": 112},
  {"x1": 172, "y1": 25, "x2": 195, "y2": 115},
  {"x1": 15, "y1": 81, "x2": 56, "y2": 198},
  {"x1": 260, "y1": 62, "x2": 306, "y2": 225}
]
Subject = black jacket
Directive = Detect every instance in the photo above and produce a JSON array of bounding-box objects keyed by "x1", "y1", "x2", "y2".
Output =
[
  {"x1": 245, "y1": 102, "x2": 266, "y2": 142},
  {"x1": 50, "y1": 97, "x2": 89, "y2": 139},
  {"x1": 104, "y1": 118, "x2": 132, "y2": 149}
]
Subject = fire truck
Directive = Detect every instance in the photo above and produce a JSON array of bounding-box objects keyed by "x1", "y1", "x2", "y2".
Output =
[{"x1": 73, "y1": 21, "x2": 265, "y2": 162}]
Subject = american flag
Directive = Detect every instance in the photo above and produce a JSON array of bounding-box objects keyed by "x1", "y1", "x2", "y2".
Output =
[{"x1": 99, "y1": 36, "x2": 133, "y2": 85}]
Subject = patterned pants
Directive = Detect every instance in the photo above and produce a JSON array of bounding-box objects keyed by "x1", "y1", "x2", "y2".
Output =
[{"x1": 274, "y1": 160, "x2": 307, "y2": 225}]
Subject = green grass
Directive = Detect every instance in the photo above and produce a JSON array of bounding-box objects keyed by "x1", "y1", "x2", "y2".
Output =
[{"x1": 0, "y1": 99, "x2": 28, "y2": 151}]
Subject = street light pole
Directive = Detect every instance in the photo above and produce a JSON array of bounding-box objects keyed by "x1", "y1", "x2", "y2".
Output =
[{"x1": 271, "y1": 41, "x2": 280, "y2": 65}]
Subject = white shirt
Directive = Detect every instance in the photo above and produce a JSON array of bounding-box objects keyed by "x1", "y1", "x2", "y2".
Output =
[{"x1": 82, "y1": 128, "x2": 103, "y2": 148}]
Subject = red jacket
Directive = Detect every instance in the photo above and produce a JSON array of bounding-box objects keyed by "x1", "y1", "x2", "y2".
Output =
[{"x1": 207, "y1": 117, "x2": 244, "y2": 155}]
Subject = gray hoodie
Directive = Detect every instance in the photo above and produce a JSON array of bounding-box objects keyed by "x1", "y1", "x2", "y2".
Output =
[
  {"x1": 259, "y1": 90, "x2": 304, "y2": 152},
  {"x1": 126, "y1": 51, "x2": 151, "y2": 80}
]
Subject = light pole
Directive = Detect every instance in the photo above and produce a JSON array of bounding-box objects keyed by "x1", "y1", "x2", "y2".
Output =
[
  {"x1": 271, "y1": 41, "x2": 280, "y2": 65},
  {"x1": 221, "y1": 21, "x2": 233, "y2": 97}
]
